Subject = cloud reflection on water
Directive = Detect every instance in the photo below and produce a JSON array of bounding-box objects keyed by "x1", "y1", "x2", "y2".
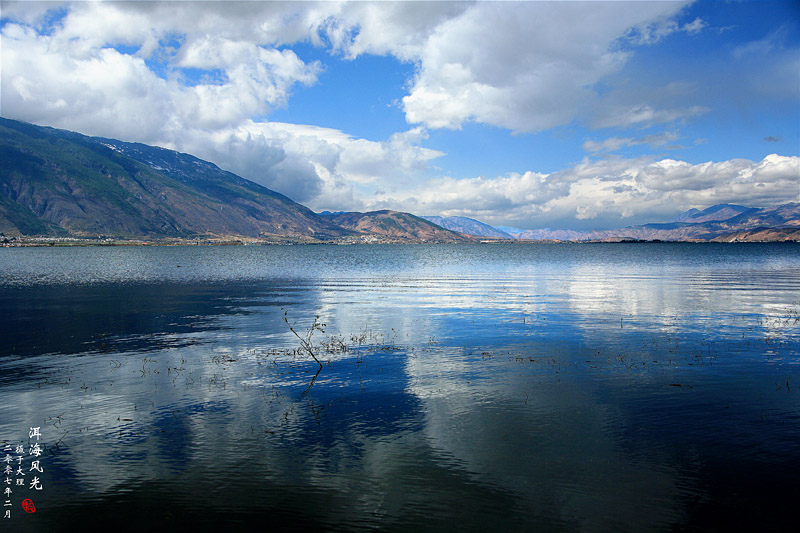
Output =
[{"x1": 1, "y1": 244, "x2": 798, "y2": 530}]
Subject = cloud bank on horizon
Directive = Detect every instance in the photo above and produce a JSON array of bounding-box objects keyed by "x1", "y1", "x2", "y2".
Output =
[{"x1": 1, "y1": 0, "x2": 798, "y2": 230}]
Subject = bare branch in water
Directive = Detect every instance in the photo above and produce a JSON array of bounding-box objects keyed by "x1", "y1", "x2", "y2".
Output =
[{"x1": 282, "y1": 309, "x2": 325, "y2": 370}]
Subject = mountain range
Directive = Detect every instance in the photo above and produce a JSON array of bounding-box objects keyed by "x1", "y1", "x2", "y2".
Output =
[
  {"x1": 322, "y1": 211, "x2": 472, "y2": 242},
  {"x1": 506, "y1": 203, "x2": 800, "y2": 242},
  {"x1": 421, "y1": 216, "x2": 512, "y2": 239},
  {"x1": 1, "y1": 117, "x2": 797, "y2": 244},
  {"x1": 0, "y1": 118, "x2": 465, "y2": 243},
  {"x1": 423, "y1": 205, "x2": 800, "y2": 242},
  {"x1": 671, "y1": 204, "x2": 752, "y2": 224}
]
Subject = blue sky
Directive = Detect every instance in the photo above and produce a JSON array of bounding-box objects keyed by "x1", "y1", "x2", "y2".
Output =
[{"x1": 1, "y1": 0, "x2": 798, "y2": 230}]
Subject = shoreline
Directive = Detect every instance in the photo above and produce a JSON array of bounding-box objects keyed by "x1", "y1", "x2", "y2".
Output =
[{"x1": 3, "y1": 235, "x2": 798, "y2": 247}]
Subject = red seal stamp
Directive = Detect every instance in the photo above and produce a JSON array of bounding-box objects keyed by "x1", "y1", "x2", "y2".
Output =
[{"x1": 21, "y1": 499, "x2": 36, "y2": 513}]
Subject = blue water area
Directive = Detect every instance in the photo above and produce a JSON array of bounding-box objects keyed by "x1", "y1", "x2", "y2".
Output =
[{"x1": 0, "y1": 243, "x2": 798, "y2": 531}]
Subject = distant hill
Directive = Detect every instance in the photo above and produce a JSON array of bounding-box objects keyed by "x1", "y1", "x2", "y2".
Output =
[
  {"x1": 510, "y1": 203, "x2": 800, "y2": 242},
  {"x1": 495, "y1": 225, "x2": 526, "y2": 236},
  {"x1": 0, "y1": 118, "x2": 354, "y2": 241},
  {"x1": 323, "y1": 210, "x2": 473, "y2": 242},
  {"x1": 421, "y1": 216, "x2": 512, "y2": 239},
  {"x1": 710, "y1": 227, "x2": 800, "y2": 242},
  {"x1": 513, "y1": 228, "x2": 590, "y2": 241},
  {"x1": 718, "y1": 203, "x2": 800, "y2": 230},
  {"x1": 671, "y1": 204, "x2": 752, "y2": 223},
  {"x1": 591, "y1": 203, "x2": 799, "y2": 241}
]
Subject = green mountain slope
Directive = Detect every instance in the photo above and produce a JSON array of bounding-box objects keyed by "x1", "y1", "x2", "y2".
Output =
[{"x1": 0, "y1": 118, "x2": 353, "y2": 240}]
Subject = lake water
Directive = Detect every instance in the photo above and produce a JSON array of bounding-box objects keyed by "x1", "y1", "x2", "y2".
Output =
[{"x1": 1, "y1": 243, "x2": 799, "y2": 531}]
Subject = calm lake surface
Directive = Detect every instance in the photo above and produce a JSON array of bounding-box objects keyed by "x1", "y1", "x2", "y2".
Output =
[{"x1": 1, "y1": 243, "x2": 799, "y2": 531}]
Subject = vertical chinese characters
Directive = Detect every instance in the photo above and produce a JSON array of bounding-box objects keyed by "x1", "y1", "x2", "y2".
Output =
[
  {"x1": 2, "y1": 427, "x2": 44, "y2": 520},
  {"x1": 3, "y1": 443, "x2": 12, "y2": 519},
  {"x1": 28, "y1": 427, "x2": 43, "y2": 494}
]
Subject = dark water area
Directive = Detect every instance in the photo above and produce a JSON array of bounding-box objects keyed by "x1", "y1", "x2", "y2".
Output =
[{"x1": 1, "y1": 243, "x2": 798, "y2": 531}]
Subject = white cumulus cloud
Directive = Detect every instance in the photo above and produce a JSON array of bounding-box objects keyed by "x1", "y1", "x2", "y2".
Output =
[
  {"x1": 172, "y1": 121, "x2": 444, "y2": 210},
  {"x1": 1, "y1": 0, "x2": 792, "y2": 230},
  {"x1": 398, "y1": 1, "x2": 691, "y2": 132},
  {"x1": 370, "y1": 154, "x2": 800, "y2": 230},
  {"x1": 0, "y1": 2, "x2": 445, "y2": 207}
]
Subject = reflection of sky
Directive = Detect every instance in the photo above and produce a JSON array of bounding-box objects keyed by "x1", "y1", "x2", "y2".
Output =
[
  {"x1": 1, "y1": 244, "x2": 799, "y2": 529},
  {"x1": 407, "y1": 354, "x2": 687, "y2": 530}
]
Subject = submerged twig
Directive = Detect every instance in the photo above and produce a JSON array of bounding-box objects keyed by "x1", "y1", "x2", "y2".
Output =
[
  {"x1": 301, "y1": 366, "x2": 323, "y2": 399},
  {"x1": 282, "y1": 309, "x2": 325, "y2": 370}
]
